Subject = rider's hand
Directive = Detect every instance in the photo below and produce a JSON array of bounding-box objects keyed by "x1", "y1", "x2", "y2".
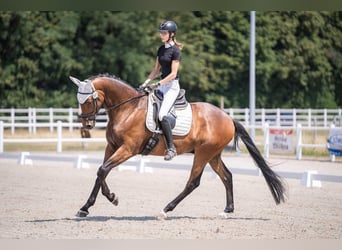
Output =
[
  {"x1": 137, "y1": 83, "x2": 147, "y2": 91},
  {"x1": 138, "y1": 78, "x2": 153, "y2": 91},
  {"x1": 144, "y1": 82, "x2": 160, "y2": 93}
]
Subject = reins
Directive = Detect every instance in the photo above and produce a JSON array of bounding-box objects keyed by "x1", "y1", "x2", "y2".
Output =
[{"x1": 105, "y1": 92, "x2": 147, "y2": 113}]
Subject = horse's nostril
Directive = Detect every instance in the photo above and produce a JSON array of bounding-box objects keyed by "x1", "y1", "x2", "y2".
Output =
[{"x1": 86, "y1": 124, "x2": 93, "y2": 129}]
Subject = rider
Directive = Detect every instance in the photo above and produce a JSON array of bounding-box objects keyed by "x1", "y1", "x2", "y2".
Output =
[{"x1": 140, "y1": 20, "x2": 183, "y2": 161}]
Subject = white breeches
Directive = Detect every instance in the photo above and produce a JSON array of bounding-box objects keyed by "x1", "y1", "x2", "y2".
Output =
[{"x1": 158, "y1": 79, "x2": 180, "y2": 121}]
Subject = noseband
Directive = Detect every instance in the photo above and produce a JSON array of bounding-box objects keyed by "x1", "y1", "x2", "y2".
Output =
[{"x1": 78, "y1": 99, "x2": 99, "y2": 121}]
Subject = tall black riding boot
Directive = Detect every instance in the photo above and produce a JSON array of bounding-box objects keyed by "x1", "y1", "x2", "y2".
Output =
[{"x1": 160, "y1": 117, "x2": 177, "y2": 161}]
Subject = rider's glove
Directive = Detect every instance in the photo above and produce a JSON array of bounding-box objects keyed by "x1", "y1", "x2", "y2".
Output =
[
  {"x1": 144, "y1": 82, "x2": 160, "y2": 93},
  {"x1": 137, "y1": 83, "x2": 147, "y2": 91},
  {"x1": 138, "y1": 79, "x2": 151, "y2": 91}
]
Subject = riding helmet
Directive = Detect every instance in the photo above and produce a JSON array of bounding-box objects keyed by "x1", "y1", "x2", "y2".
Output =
[{"x1": 159, "y1": 20, "x2": 178, "y2": 33}]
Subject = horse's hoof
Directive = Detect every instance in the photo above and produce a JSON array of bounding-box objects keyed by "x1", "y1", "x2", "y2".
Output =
[
  {"x1": 224, "y1": 205, "x2": 234, "y2": 213},
  {"x1": 218, "y1": 212, "x2": 230, "y2": 219},
  {"x1": 76, "y1": 210, "x2": 89, "y2": 217},
  {"x1": 157, "y1": 210, "x2": 168, "y2": 220},
  {"x1": 112, "y1": 197, "x2": 119, "y2": 206}
]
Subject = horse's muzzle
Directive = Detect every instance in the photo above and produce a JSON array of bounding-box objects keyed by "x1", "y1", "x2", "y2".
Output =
[{"x1": 82, "y1": 119, "x2": 95, "y2": 130}]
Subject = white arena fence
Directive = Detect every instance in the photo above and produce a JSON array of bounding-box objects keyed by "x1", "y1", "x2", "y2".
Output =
[
  {"x1": 0, "y1": 107, "x2": 341, "y2": 134},
  {"x1": 0, "y1": 108, "x2": 341, "y2": 161}
]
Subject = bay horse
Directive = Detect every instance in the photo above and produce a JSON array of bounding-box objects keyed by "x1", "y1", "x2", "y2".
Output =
[{"x1": 70, "y1": 74, "x2": 286, "y2": 218}]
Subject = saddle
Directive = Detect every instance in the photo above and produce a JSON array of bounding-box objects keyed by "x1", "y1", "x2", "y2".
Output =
[
  {"x1": 154, "y1": 89, "x2": 188, "y2": 108},
  {"x1": 142, "y1": 89, "x2": 192, "y2": 155},
  {"x1": 152, "y1": 89, "x2": 188, "y2": 130}
]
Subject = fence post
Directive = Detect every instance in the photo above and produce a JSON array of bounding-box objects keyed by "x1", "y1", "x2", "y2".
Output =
[
  {"x1": 292, "y1": 108, "x2": 296, "y2": 128},
  {"x1": 0, "y1": 121, "x2": 4, "y2": 153},
  {"x1": 28, "y1": 107, "x2": 32, "y2": 134},
  {"x1": 11, "y1": 107, "x2": 15, "y2": 135},
  {"x1": 324, "y1": 109, "x2": 327, "y2": 127},
  {"x1": 57, "y1": 120, "x2": 62, "y2": 153},
  {"x1": 68, "y1": 108, "x2": 73, "y2": 132},
  {"x1": 276, "y1": 108, "x2": 280, "y2": 126},
  {"x1": 229, "y1": 108, "x2": 234, "y2": 119},
  {"x1": 263, "y1": 122, "x2": 269, "y2": 158},
  {"x1": 261, "y1": 108, "x2": 265, "y2": 126},
  {"x1": 49, "y1": 107, "x2": 54, "y2": 132},
  {"x1": 32, "y1": 108, "x2": 37, "y2": 134},
  {"x1": 296, "y1": 124, "x2": 302, "y2": 160},
  {"x1": 308, "y1": 109, "x2": 312, "y2": 127}
]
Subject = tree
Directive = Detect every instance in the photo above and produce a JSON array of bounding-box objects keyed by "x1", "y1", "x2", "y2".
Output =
[
  {"x1": 0, "y1": 11, "x2": 340, "y2": 109},
  {"x1": 0, "y1": 11, "x2": 81, "y2": 108}
]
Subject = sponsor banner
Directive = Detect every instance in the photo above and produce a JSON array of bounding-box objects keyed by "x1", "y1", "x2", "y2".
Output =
[{"x1": 269, "y1": 129, "x2": 294, "y2": 153}]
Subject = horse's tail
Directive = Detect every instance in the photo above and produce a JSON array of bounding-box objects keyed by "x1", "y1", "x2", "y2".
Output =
[{"x1": 233, "y1": 119, "x2": 286, "y2": 204}]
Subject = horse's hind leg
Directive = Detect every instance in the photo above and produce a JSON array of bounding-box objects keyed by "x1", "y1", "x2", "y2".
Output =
[
  {"x1": 209, "y1": 154, "x2": 234, "y2": 214},
  {"x1": 161, "y1": 152, "x2": 208, "y2": 218}
]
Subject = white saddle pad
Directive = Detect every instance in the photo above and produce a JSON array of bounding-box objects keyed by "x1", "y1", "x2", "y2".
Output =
[{"x1": 145, "y1": 93, "x2": 192, "y2": 136}]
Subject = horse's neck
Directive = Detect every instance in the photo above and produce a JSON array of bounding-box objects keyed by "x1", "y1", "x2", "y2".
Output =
[{"x1": 96, "y1": 78, "x2": 138, "y2": 107}]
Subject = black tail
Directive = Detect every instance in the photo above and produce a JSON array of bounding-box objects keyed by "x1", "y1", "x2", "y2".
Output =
[{"x1": 233, "y1": 120, "x2": 286, "y2": 204}]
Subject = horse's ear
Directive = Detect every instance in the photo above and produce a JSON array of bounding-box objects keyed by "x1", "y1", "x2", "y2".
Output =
[{"x1": 69, "y1": 76, "x2": 81, "y2": 87}]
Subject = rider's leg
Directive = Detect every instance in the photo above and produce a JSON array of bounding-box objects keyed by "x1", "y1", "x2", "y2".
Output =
[
  {"x1": 158, "y1": 80, "x2": 180, "y2": 160},
  {"x1": 160, "y1": 116, "x2": 177, "y2": 160}
]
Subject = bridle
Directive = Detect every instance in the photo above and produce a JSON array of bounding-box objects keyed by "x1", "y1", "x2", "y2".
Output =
[
  {"x1": 78, "y1": 85, "x2": 147, "y2": 121},
  {"x1": 78, "y1": 99, "x2": 99, "y2": 121},
  {"x1": 77, "y1": 83, "x2": 100, "y2": 121}
]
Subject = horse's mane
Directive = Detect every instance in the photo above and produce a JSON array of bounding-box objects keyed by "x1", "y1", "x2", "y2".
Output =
[
  {"x1": 88, "y1": 73, "x2": 121, "y2": 81},
  {"x1": 88, "y1": 73, "x2": 137, "y2": 91}
]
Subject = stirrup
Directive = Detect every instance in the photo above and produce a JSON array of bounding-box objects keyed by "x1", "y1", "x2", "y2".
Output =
[{"x1": 164, "y1": 147, "x2": 177, "y2": 161}]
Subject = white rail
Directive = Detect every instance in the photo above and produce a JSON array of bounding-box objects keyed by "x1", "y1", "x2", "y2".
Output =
[
  {"x1": 0, "y1": 108, "x2": 341, "y2": 134},
  {"x1": 0, "y1": 120, "x2": 341, "y2": 161},
  {"x1": 0, "y1": 121, "x2": 106, "y2": 153}
]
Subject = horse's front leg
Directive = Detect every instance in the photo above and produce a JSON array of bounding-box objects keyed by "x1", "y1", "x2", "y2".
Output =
[
  {"x1": 76, "y1": 145, "x2": 132, "y2": 217},
  {"x1": 76, "y1": 144, "x2": 115, "y2": 217},
  {"x1": 76, "y1": 176, "x2": 102, "y2": 217}
]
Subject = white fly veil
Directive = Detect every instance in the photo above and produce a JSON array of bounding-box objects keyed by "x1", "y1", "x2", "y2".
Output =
[{"x1": 69, "y1": 76, "x2": 98, "y2": 104}]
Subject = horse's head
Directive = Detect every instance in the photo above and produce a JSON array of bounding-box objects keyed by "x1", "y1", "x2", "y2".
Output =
[{"x1": 70, "y1": 76, "x2": 104, "y2": 129}]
